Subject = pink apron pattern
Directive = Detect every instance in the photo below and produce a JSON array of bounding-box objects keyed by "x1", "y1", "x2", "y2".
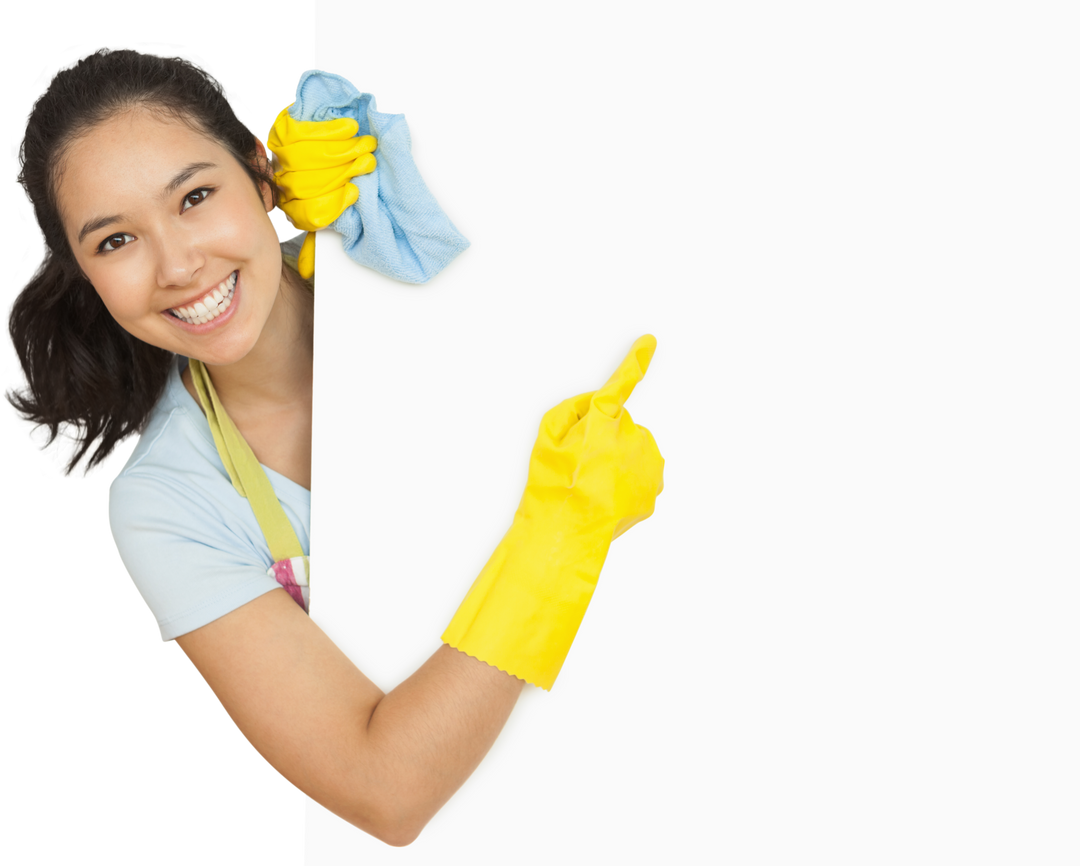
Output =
[{"x1": 268, "y1": 555, "x2": 310, "y2": 612}]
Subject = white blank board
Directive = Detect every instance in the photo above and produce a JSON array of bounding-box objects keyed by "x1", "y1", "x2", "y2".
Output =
[{"x1": 308, "y1": 2, "x2": 1080, "y2": 863}]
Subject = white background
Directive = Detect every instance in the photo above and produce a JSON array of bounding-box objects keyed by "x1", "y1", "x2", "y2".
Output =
[{"x1": 3, "y1": 2, "x2": 1080, "y2": 864}]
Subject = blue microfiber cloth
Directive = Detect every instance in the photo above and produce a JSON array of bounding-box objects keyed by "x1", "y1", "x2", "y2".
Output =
[{"x1": 290, "y1": 70, "x2": 469, "y2": 284}]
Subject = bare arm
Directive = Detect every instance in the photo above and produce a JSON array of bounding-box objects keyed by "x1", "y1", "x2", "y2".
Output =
[
  {"x1": 176, "y1": 588, "x2": 524, "y2": 847},
  {"x1": 360, "y1": 640, "x2": 525, "y2": 836}
]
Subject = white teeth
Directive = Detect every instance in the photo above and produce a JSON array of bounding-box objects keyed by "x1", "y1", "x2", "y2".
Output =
[{"x1": 170, "y1": 272, "x2": 237, "y2": 324}]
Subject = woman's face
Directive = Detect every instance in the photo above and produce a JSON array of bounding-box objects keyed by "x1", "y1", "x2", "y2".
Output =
[{"x1": 56, "y1": 107, "x2": 284, "y2": 367}]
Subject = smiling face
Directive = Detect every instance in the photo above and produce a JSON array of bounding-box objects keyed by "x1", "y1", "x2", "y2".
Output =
[{"x1": 56, "y1": 107, "x2": 285, "y2": 367}]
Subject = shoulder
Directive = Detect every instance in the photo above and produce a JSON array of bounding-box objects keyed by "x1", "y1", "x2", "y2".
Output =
[
  {"x1": 108, "y1": 357, "x2": 287, "y2": 640},
  {"x1": 108, "y1": 356, "x2": 274, "y2": 549},
  {"x1": 110, "y1": 356, "x2": 232, "y2": 526}
]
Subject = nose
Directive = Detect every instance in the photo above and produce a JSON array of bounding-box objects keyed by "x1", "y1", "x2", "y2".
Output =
[{"x1": 153, "y1": 228, "x2": 205, "y2": 289}]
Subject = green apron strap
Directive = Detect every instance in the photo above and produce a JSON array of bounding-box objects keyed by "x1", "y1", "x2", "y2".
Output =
[{"x1": 188, "y1": 358, "x2": 306, "y2": 565}]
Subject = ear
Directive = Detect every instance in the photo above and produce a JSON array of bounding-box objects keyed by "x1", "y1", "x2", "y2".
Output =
[{"x1": 252, "y1": 138, "x2": 276, "y2": 213}]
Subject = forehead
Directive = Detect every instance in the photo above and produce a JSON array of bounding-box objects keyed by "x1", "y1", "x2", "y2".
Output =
[{"x1": 56, "y1": 108, "x2": 233, "y2": 225}]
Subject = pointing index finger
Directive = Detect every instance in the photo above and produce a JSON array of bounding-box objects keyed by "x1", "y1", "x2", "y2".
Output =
[{"x1": 592, "y1": 335, "x2": 657, "y2": 419}]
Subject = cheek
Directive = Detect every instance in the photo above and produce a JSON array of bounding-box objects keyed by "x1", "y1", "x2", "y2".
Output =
[
  {"x1": 211, "y1": 194, "x2": 278, "y2": 254},
  {"x1": 201, "y1": 206, "x2": 251, "y2": 251},
  {"x1": 84, "y1": 263, "x2": 150, "y2": 324}
]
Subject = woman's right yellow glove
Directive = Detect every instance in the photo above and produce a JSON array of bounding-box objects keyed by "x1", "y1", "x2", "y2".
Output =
[
  {"x1": 442, "y1": 335, "x2": 665, "y2": 690},
  {"x1": 267, "y1": 106, "x2": 378, "y2": 277}
]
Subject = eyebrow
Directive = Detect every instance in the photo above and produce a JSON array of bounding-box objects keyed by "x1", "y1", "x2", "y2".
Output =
[{"x1": 76, "y1": 161, "x2": 219, "y2": 244}]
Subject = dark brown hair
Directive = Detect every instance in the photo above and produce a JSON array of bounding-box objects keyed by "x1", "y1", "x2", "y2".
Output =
[{"x1": 8, "y1": 48, "x2": 274, "y2": 472}]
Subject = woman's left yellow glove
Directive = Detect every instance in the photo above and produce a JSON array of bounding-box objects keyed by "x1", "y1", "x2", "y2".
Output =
[{"x1": 267, "y1": 106, "x2": 378, "y2": 277}]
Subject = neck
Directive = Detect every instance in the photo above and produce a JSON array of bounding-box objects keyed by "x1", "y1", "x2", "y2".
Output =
[{"x1": 203, "y1": 264, "x2": 314, "y2": 412}]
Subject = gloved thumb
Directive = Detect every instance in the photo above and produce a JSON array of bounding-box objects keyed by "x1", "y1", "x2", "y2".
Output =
[{"x1": 298, "y1": 232, "x2": 315, "y2": 279}]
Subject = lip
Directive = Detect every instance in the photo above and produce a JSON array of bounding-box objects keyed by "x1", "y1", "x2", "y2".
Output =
[{"x1": 162, "y1": 272, "x2": 240, "y2": 333}]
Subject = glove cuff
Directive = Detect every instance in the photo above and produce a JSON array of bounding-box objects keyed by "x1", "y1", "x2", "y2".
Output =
[{"x1": 441, "y1": 517, "x2": 613, "y2": 690}]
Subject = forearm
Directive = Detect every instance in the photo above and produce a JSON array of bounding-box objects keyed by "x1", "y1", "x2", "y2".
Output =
[{"x1": 355, "y1": 644, "x2": 525, "y2": 844}]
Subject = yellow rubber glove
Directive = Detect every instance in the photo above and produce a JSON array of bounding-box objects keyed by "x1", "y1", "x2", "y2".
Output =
[
  {"x1": 267, "y1": 106, "x2": 378, "y2": 277},
  {"x1": 442, "y1": 335, "x2": 665, "y2": 690}
]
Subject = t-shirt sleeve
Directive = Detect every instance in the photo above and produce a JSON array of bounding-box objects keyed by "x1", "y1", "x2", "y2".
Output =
[{"x1": 110, "y1": 471, "x2": 282, "y2": 641}]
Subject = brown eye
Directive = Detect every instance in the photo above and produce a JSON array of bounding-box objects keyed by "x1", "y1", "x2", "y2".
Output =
[
  {"x1": 98, "y1": 232, "x2": 134, "y2": 253},
  {"x1": 181, "y1": 188, "x2": 212, "y2": 212}
]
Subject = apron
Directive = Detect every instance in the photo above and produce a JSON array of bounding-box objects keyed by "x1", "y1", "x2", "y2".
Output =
[{"x1": 189, "y1": 358, "x2": 310, "y2": 612}]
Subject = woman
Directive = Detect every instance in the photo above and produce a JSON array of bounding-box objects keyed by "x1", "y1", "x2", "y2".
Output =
[{"x1": 8, "y1": 49, "x2": 663, "y2": 846}]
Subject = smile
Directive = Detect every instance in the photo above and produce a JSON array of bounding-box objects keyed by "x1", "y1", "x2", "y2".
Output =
[{"x1": 168, "y1": 272, "x2": 237, "y2": 324}]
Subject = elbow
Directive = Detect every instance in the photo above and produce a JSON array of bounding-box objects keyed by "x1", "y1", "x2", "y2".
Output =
[
  {"x1": 367, "y1": 814, "x2": 428, "y2": 848},
  {"x1": 339, "y1": 811, "x2": 421, "y2": 847},
  {"x1": 374, "y1": 824, "x2": 422, "y2": 848},
  {"x1": 382, "y1": 824, "x2": 419, "y2": 846},
  {"x1": 341, "y1": 794, "x2": 421, "y2": 846},
  {"x1": 371, "y1": 794, "x2": 425, "y2": 842},
  {"x1": 338, "y1": 756, "x2": 439, "y2": 846}
]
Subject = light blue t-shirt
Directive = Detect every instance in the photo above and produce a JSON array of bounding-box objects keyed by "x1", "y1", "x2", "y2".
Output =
[{"x1": 109, "y1": 355, "x2": 311, "y2": 640}]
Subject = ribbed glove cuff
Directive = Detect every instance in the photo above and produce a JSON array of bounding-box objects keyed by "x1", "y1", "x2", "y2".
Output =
[{"x1": 442, "y1": 517, "x2": 613, "y2": 690}]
